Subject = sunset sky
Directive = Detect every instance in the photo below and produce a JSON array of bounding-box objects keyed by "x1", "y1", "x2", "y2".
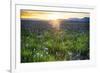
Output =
[{"x1": 21, "y1": 9, "x2": 89, "y2": 20}]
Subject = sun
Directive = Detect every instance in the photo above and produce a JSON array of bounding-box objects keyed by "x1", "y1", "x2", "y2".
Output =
[
  {"x1": 47, "y1": 13, "x2": 63, "y2": 30},
  {"x1": 47, "y1": 13, "x2": 62, "y2": 20},
  {"x1": 49, "y1": 19, "x2": 61, "y2": 30}
]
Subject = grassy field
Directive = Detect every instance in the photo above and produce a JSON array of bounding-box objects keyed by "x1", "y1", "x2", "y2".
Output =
[{"x1": 21, "y1": 26, "x2": 89, "y2": 63}]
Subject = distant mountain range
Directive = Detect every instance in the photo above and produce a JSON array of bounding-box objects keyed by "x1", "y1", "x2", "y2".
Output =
[
  {"x1": 64, "y1": 17, "x2": 89, "y2": 23},
  {"x1": 21, "y1": 17, "x2": 89, "y2": 33},
  {"x1": 21, "y1": 17, "x2": 89, "y2": 23}
]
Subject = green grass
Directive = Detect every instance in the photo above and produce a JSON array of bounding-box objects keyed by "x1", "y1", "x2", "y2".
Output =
[{"x1": 21, "y1": 28, "x2": 89, "y2": 63}]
